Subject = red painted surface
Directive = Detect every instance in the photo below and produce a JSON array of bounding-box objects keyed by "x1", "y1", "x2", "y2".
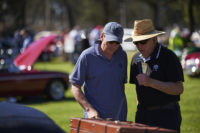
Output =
[
  {"x1": 0, "y1": 70, "x2": 68, "y2": 97},
  {"x1": 14, "y1": 35, "x2": 57, "y2": 70}
]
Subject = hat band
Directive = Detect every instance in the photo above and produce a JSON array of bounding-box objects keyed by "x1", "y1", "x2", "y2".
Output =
[
  {"x1": 133, "y1": 26, "x2": 154, "y2": 36},
  {"x1": 134, "y1": 30, "x2": 155, "y2": 36}
]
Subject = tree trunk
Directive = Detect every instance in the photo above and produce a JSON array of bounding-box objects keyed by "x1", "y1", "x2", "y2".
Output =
[
  {"x1": 45, "y1": 0, "x2": 51, "y2": 25},
  {"x1": 63, "y1": 0, "x2": 75, "y2": 29},
  {"x1": 102, "y1": 0, "x2": 109, "y2": 24},
  {"x1": 16, "y1": 0, "x2": 26, "y2": 28},
  {"x1": 188, "y1": 0, "x2": 195, "y2": 37}
]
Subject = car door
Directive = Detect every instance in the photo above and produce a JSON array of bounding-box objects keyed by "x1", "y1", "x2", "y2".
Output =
[{"x1": 0, "y1": 71, "x2": 47, "y2": 97}]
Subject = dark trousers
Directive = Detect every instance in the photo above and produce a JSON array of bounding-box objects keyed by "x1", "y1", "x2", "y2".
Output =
[{"x1": 135, "y1": 102, "x2": 182, "y2": 133}]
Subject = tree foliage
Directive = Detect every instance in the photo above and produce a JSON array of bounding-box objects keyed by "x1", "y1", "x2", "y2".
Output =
[{"x1": 0, "y1": 0, "x2": 200, "y2": 37}]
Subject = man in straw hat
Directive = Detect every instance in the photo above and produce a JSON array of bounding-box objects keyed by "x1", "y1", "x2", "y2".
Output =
[
  {"x1": 129, "y1": 19, "x2": 184, "y2": 132},
  {"x1": 70, "y1": 22, "x2": 127, "y2": 121}
]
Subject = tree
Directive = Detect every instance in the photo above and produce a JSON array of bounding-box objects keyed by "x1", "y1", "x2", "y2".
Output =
[
  {"x1": 168, "y1": 0, "x2": 200, "y2": 36},
  {"x1": 0, "y1": 0, "x2": 27, "y2": 36},
  {"x1": 0, "y1": 0, "x2": 200, "y2": 37}
]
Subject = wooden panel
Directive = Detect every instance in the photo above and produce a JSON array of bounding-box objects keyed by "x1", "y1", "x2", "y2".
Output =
[{"x1": 70, "y1": 118, "x2": 177, "y2": 133}]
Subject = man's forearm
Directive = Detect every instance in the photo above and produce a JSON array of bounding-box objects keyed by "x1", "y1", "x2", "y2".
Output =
[
  {"x1": 148, "y1": 78, "x2": 184, "y2": 95},
  {"x1": 71, "y1": 84, "x2": 93, "y2": 111},
  {"x1": 137, "y1": 74, "x2": 184, "y2": 95},
  {"x1": 71, "y1": 84, "x2": 99, "y2": 118}
]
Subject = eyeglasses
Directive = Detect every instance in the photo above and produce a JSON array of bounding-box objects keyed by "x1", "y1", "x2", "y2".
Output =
[{"x1": 134, "y1": 39, "x2": 150, "y2": 45}]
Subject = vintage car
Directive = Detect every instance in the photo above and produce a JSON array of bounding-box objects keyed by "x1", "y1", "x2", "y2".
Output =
[
  {"x1": 121, "y1": 28, "x2": 137, "y2": 51},
  {"x1": 181, "y1": 46, "x2": 200, "y2": 77},
  {"x1": 0, "y1": 35, "x2": 69, "y2": 100}
]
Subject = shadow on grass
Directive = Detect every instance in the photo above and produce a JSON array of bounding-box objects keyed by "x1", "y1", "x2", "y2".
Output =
[{"x1": 18, "y1": 96, "x2": 76, "y2": 105}]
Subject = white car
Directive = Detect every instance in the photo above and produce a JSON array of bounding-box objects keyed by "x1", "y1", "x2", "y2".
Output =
[{"x1": 121, "y1": 28, "x2": 137, "y2": 51}]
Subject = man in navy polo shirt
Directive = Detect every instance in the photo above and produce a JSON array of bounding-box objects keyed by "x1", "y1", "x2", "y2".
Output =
[
  {"x1": 70, "y1": 22, "x2": 127, "y2": 121},
  {"x1": 127, "y1": 19, "x2": 184, "y2": 132}
]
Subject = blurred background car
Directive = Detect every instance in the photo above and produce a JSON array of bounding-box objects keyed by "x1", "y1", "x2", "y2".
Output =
[
  {"x1": 0, "y1": 35, "x2": 69, "y2": 101},
  {"x1": 181, "y1": 46, "x2": 200, "y2": 77},
  {"x1": 121, "y1": 28, "x2": 137, "y2": 51}
]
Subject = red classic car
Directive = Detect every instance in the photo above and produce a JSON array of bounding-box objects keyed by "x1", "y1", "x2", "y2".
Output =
[
  {"x1": 0, "y1": 35, "x2": 69, "y2": 100},
  {"x1": 181, "y1": 46, "x2": 200, "y2": 77}
]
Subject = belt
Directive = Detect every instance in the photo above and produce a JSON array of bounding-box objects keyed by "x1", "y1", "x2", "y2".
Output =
[{"x1": 144, "y1": 102, "x2": 178, "y2": 111}]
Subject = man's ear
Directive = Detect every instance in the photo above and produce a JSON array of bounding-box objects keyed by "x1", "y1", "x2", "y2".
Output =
[{"x1": 100, "y1": 33, "x2": 104, "y2": 41}]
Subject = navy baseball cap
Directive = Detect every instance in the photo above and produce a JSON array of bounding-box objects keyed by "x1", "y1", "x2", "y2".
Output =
[{"x1": 103, "y1": 22, "x2": 124, "y2": 43}]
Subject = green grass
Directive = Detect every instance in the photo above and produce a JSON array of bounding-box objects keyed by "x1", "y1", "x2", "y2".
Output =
[{"x1": 24, "y1": 52, "x2": 200, "y2": 133}]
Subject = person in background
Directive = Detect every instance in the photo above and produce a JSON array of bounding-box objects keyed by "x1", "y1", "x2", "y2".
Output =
[
  {"x1": 128, "y1": 19, "x2": 184, "y2": 132},
  {"x1": 71, "y1": 30, "x2": 90, "y2": 64},
  {"x1": 89, "y1": 25, "x2": 102, "y2": 46},
  {"x1": 21, "y1": 28, "x2": 34, "y2": 52},
  {"x1": 63, "y1": 25, "x2": 80, "y2": 61},
  {"x1": 168, "y1": 25, "x2": 184, "y2": 58},
  {"x1": 70, "y1": 22, "x2": 127, "y2": 121}
]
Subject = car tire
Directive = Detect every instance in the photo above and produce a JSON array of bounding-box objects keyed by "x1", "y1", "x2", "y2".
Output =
[{"x1": 46, "y1": 79, "x2": 66, "y2": 100}]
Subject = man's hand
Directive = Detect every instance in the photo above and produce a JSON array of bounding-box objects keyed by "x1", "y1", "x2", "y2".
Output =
[
  {"x1": 86, "y1": 108, "x2": 100, "y2": 119},
  {"x1": 136, "y1": 74, "x2": 151, "y2": 86},
  {"x1": 71, "y1": 84, "x2": 101, "y2": 119}
]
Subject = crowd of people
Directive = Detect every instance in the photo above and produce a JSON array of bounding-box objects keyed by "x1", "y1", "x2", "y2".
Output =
[
  {"x1": 0, "y1": 25, "x2": 103, "y2": 69},
  {"x1": 1, "y1": 22, "x2": 200, "y2": 68},
  {"x1": 62, "y1": 23, "x2": 200, "y2": 66}
]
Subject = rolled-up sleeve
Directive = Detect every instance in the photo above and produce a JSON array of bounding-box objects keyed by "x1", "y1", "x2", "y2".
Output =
[{"x1": 69, "y1": 54, "x2": 87, "y2": 86}]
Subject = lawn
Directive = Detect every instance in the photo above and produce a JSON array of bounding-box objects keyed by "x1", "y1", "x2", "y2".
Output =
[{"x1": 25, "y1": 51, "x2": 200, "y2": 133}]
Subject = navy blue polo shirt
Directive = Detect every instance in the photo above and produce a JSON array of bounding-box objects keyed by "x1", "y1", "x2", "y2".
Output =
[
  {"x1": 70, "y1": 41, "x2": 127, "y2": 121},
  {"x1": 130, "y1": 43, "x2": 184, "y2": 107}
]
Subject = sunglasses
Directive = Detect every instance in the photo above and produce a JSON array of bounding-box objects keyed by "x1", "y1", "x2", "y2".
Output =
[{"x1": 134, "y1": 39, "x2": 150, "y2": 45}]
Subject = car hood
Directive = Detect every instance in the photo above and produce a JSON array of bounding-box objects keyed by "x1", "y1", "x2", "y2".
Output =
[{"x1": 14, "y1": 35, "x2": 56, "y2": 70}]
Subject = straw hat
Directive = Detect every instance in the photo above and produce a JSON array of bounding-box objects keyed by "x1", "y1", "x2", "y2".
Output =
[{"x1": 126, "y1": 19, "x2": 165, "y2": 42}]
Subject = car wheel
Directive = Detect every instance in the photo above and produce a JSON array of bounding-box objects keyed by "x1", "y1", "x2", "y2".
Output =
[{"x1": 46, "y1": 79, "x2": 65, "y2": 100}]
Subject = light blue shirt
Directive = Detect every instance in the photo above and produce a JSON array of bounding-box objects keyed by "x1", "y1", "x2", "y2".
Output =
[{"x1": 70, "y1": 42, "x2": 127, "y2": 121}]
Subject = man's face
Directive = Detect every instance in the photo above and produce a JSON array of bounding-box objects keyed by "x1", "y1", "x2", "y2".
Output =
[
  {"x1": 134, "y1": 37, "x2": 156, "y2": 58},
  {"x1": 101, "y1": 34, "x2": 120, "y2": 55}
]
